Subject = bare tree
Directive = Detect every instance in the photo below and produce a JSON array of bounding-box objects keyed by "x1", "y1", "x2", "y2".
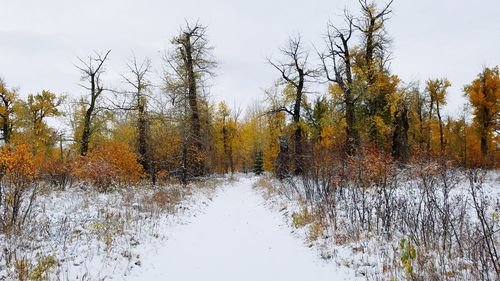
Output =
[
  {"x1": 116, "y1": 55, "x2": 155, "y2": 181},
  {"x1": 75, "y1": 50, "x2": 111, "y2": 156},
  {"x1": 319, "y1": 13, "x2": 360, "y2": 156},
  {"x1": 163, "y1": 21, "x2": 216, "y2": 180},
  {"x1": 268, "y1": 36, "x2": 317, "y2": 175}
]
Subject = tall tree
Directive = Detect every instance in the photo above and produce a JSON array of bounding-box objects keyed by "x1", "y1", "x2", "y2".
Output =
[
  {"x1": 268, "y1": 36, "x2": 317, "y2": 174},
  {"x1": 320, "y1": 14, "x2": 360, "y2": 156},
  {"x1": 217, "y1": 101, "x2": 231, "y2": 173},
  {"x1": 76, "y1": 50, "x2": 111, "y2": 156},
  {"x1": 119, "y1": 56, "x2": 153, "y2": 181},
  {"x1": 164, "y1": 22, "x2": 216, "y2": 180},
  {"x1": 355, "y1": 0, "x2": 393, "y2": 84},
  {"x1": 426, "y1": 78, "x2": 450, "y2": 153},
  {"x1": 464, "y1": 66, "x2": 500, "y2": 160},
  {"x1": 355, "y1": 0, "x2": 394, "y2": 143},
  {"x1": 407, "y1": 86, "x2": 427, "y2": 150}
]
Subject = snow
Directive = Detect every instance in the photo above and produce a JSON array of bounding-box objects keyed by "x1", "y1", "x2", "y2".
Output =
[
  {"x1": 0, "y1": 180, "x2": 220, "y2": 280},
  {"x1": 125, "y1": 176, "x2": 357, "y2": 281},
  {"x1": 3, "y1": 171, "x2": 496, "y2": 279},
  {"x1": 252, "y1": 170, "x2": 500, "y2": 280}
]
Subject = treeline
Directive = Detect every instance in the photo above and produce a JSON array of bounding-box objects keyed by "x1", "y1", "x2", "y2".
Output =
[
  {"x1": 0, "y1": 2, "x2": 497, "y2": 197},
  {"x1": 261, "y1": 1, "x2": 499, "y2": 178}
]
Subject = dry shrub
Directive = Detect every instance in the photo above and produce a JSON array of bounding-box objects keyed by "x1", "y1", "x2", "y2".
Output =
[
  {"x1": 151, "y1": 188, "x2": 182, "y2": 212},
  {"x1": 192, "y1": 178, "x2": 222, "y2": 190},
  {"x1": 308, "y1": 222, "x2": 324, "y2": 241},
  {"x1": 347, "y1": 145, "x2": 396, "y2": 188},
  {"x1": 72, "y1": 142, "x2": 144, "y2": 192},
  {"x1": 0, "y1": 143, "x2": 39, "y2": 231},
  {"x1": 39, "y1": 156, "x2": 73, "y2": 189},
  {"x1": 254, "y1": 177, "x2": 275, "y2": 199}
]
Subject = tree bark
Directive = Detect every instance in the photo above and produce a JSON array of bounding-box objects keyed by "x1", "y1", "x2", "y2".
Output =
[
  {"x1": 179, "y1": 30, "x2": 204, "y2": 176},
  {"x1": 293, "y1": 69, "x2": 304, "y2": 175},
  {"x1": 77, "y1": 50, "x2": 110, "y2": 156},
  {"x1": 436, "y1": 100, "x2": 445, "y2": 152}
]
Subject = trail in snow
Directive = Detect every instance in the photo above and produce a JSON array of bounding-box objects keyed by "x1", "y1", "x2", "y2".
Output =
[{"x1": 125, "y1": 177, "x2": 356, "y2": 281}]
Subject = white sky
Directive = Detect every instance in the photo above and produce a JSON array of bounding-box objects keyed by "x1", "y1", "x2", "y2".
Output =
[{"x1": 1, "y1": 0, "x2": 499, "y2": 118}]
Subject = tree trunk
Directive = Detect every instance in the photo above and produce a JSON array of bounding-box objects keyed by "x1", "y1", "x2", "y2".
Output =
[
  {"x1": 427, "y1": 99, "x2": 434, "y2": 153},
  {"x1": 392, "y1": 104, "x2": 409, "y2": 161},
  {"x1": 2, "y1": 116, "x2": 9, "y2": 144},
  {"x1": 345, "y1": 98, "x2": 359, "y2": 157},
  {"x1": 222, "y1": 118, "x2": 229, "y2": 173},
  {"x1": 480, "y1": 107, "x2": 490, "y2": 159},
  {"x1": 342, "y1": 38, "x2": 359, "y2": 157},
  {"x1": 183, "y1": 34, "x2": 204, "y2": 176},
  {"x1": 480, "y1": 127, "x2": 488, "y2": 158},
  {"x1": 293, "y1": 74, "x2": 304, "y2": 175},
  {"x1": 80, "y1": 98, "x2": 94, "y2": 156},
  {"x1": 137, "y1": 100, "x2": 150, "y2": 176},
  {"x1": 276, "y1": 136, "x2": 290, "y2": 180},
  {"x1": 436, "y1": 101, "x2": 445, "y2": 153}
]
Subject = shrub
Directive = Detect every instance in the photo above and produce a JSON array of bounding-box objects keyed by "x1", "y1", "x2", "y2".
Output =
[
  {"x1": 0, "y1": 143, "x2": 39, "y2": 231},
  {"x1": 39, "y1": 156, "x2": 73, "y2": 189},
  {"x1": 150, "y1": 188, "x2": 182, "y2": 212},
  {"x1": 292, "y1": 207, "x2": 313, "y2": 228},
  {"x1": 72, "y1": 142, "x2": 144, "y2": 192},
  {"x1": 347, "y1": 145, "x2": 396, "y2": 188},
  {"x1": 29, "y1": 254, "x2": 57, "y2": 281},
  {"x1": 400, "y1": 238, "x2": 417, "y2": 278},
  {"x1": 308, "y1": 222, "x2": 324, "y2": 242}
]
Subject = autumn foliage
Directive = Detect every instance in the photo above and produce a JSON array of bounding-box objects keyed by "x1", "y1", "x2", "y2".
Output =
[
  {"x1": 0, "y1": 143, "x2": 39, "y2": 230},
  {"x1": 72, "y1": 142, "x2": 144, "y2": 191},
  {"x1": 464, "y1": 66, "x2": 500, "y2": 166}
]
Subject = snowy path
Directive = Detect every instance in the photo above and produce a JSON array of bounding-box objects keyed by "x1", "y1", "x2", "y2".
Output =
[{"x1": 125, "y1": 177, "x2": 357, "y2": 281}]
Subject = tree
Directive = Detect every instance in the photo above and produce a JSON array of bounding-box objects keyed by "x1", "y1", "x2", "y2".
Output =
[
  {"x1": 118, "y1": 56, "x2": 154, "y2": 181},
  {"x1": 426, "y1": 78, "x2": 450, "y2": 153},
  {"x1": 391, "y1": 91, "x2": 409, "y2": 161},
  {"x1": 355, "y1": 0, "x2": 393, "y2": 82},
  {"x1": 464, "y1": 66, "x2": 500, "y2": 161},
  {"x1": 407, "y1": 86, "x2": 427, "y2": 150},
  {"x1": 75, "y1": 50, "x2": 111, "y2": 156},
  {"x1": 320, "y1": 13, "x2": 360, "y2": 156},
  {"x1": 0, "y1": 79, "x2": 17, "y2": 144},
  {"x1": 238, "y1": 102, "x2": 267, "y2": 173},
  {"x1": 163, "y1": 22, "x2": 216, "y2": 180},
  {"x1": 355, "y1": 0, "x2": 394, "y2": 142},
  {"x1": 252, "y1": 151, "x2": 264, "y2": 175},
  {"x1": 21, "y1": 90, "x2": 64, "y2": 151},
  {"x1": 268, "y1": 36, "x2": 317, "y2": 174},
  {"x1": 215, "y1": 101, "x2": 238, "y2": 174}
]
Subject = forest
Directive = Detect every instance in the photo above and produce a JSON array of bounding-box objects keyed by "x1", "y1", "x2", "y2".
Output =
[{"x1": 0, "y1": 0, "x2": 499, "y2": 280}]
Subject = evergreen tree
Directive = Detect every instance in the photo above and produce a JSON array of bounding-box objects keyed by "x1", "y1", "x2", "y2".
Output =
[{"x1": 252, "y1": 151, "x2": 264, "y2": 175}]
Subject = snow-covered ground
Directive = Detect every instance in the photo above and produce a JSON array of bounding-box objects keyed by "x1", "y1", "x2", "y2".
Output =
[
  {"x1": 125, "y1": 176, "x2": 357, "y2": 281},
  {"x1": 5, "y1": 171, "x2": 496, "y2": 280},
  {"x1": 0, "y1": 179, "x2": 221, "y2": 280},
  {"x1": 2, "y1": 176, "x2": 360, "y2": 280},
  {"x1": 253, "y1": 170, "x2": 500, "y2": 280}
]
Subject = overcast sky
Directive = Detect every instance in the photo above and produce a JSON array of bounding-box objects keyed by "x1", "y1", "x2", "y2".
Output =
[{"x1": 1, "y1": 0, "x2": 499, "y2": 118}]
